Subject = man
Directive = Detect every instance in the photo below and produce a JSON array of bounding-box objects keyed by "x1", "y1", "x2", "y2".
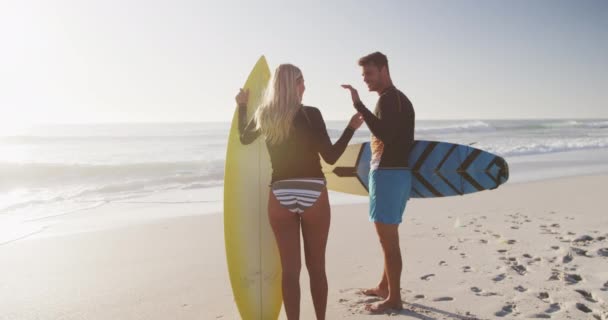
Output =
[{"x1": 342, "y1": 51, "x2": 415, "y2": 313}]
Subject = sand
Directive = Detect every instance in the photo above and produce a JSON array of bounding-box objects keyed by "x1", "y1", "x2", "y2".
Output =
[{"x1": 1, "y1": 175, "x2": 607, "y2": 319}]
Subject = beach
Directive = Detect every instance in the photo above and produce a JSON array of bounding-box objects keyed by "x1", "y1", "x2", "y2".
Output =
[
  {"x1": 3, "y1": 0, "x2": 607, "y2": 318},
  {"x1": 2, "y1": 174, "x2": 607, "y2": 319},
  {"x1": 2, "y1": 120, "x2": 608, "y2": 319}
]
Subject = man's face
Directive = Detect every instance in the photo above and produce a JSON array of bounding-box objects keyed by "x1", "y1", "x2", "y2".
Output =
[{"x1": 361, "y1": 64, "x2": 382, "y2": 92}]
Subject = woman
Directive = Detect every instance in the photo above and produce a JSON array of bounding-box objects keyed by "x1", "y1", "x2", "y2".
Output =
[{"x1": 235, "y1": 64, "x2": 363, "y2": 320}]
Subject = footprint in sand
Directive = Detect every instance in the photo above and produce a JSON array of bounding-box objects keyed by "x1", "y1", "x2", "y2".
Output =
[
  {"x1": 470, "y1": 287, "x2": 499, "y2": 297},
  {"x1": 566, "y1": 273, "x2": 583, "y2": 284},
  {"x1": 603, "y1": 281, "x2": 608, "y2": 292},
  {"x1": 493, "y1": 273, "x2": 507, "y2": 282},
  {"x1": 545, "y1": 302, "x2": 561, "y2": 313},
  {"x1": 597, "y1": 248, "x2": 608, "y2": 257},
  {"x1": 575, "y1": 302, "x2": 593, "y2": 313},
  {"x1": 573, "y1": 235, "x2": 594, "y2": 244},
  {"x1": 527, "y1": 257, "x2": 542, "y2": 266},
  {"x1": 479, "y1": 239, "x2": 488, "y2": 244},
  {"x1": 449, "y1": 245, "x2": 458, "y2": 250},
  {"x1": 420, "y1": 274, "x2": 435, "y2": 281},
  {"x1": 433, "y1": 297, "x2": 454, "y2": 302},
  {"x1": 514, "y1": 285, "x2": 528, "y2": 292},
  {"x1": 462, "y1": 266, "x2": 473, "y2": 273},
  {"x1": 537, "y1": 292, "x2": 550, "y2": 301},
  {"x1": 497, "y1": 249, "x2": 508, "y2": 254},
  {"x1": 523, "y1": 253, "x2": 533, "y2": 258},
  {"x1": 495, "y1": 303, "x2": 516, "y2": 317},
  {"x1": 529, "y1": 314, "x2": 551, "y2": 319},
  {"x1": 439, "y1": 260, "x2": 447, "y2": 266},
  {"x1": 414, "y1": 294, "x2": 425, "y2": 299},
  {"x1": 549, "y1": 270, "x2": 582, "y2": 284},
  {"x1": 507, "y1": 239, "x2": 517, "y2": 245},
  {"x1": 574, "y1": 289, "x2": 598, "y2": 303},
  {"x1": 512, "y1": 264, "x2": 527, "y2": 275},
  {"x1": 571, "y1": 247, "x2": 592, "y2": 257},
  {"x1": 551, "y1": 246, "x2": 560, "y2": 250},
  {"x1": 563, "y1": 252, "x2": 574, "y2": 263}
]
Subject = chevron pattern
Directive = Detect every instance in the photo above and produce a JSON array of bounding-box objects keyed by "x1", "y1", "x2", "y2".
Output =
[{"x1": 335, "y1": 140, "x2": 509, "y2": 199}]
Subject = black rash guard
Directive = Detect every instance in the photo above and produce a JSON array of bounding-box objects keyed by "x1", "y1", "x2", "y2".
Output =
[
  {"x1": 353, "y1": 85, "x2": 415, "y2": 169},
  {"x1": 238, "y1": 104, "x2": 355, "y2": 183}
]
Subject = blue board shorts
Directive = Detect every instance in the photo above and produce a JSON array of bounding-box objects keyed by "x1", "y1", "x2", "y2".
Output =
[{"x1": 369, "y1": 168, "x2": 412, "y2": 224}]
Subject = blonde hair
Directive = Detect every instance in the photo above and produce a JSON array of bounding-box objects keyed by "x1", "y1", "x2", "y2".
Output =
[{"x1": 255, "y1": 64, "x2": 303, "y2": 145}]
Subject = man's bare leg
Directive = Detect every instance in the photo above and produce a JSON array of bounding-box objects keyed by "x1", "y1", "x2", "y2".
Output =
[
  {"x1": 365, "y1": 222, "x2": 403, "y2": 313},
  {"x1": 361, "y1": 270, "x2": 388, "y2": 299}
]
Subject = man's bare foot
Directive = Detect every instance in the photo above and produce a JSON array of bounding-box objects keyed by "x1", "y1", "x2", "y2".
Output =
[
  {"x1": 365, "y1": 299, "x2": 403, "y2": 313},
  {"x1": 360, "y1": 287, "x2": 389, "y2": 299}
]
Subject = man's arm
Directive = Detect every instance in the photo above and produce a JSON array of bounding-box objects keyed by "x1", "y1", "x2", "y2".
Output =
[{"x1": 354, "y1": 93, "x2": 402, "y2": 145}]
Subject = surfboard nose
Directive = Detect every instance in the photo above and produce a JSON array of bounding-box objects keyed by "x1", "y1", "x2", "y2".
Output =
[{"x1": 497, "y1": 157, "x2": 509, "y2": 185}]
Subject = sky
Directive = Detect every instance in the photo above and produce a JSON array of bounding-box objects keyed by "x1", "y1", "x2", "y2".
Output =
[{"x1": 0, "y1": 0, "x2": 607, "y2": 125}]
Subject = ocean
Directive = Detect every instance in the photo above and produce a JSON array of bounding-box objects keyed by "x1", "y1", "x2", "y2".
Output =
[{"x1": 2, "y1": 119, "x2": 608, "y2": 242}]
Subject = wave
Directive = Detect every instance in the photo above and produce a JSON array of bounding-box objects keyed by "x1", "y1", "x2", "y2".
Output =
[
  {"x1": 73, "y1": 175, "x2": 223, "y2": 199},
  {"x1": 580, "y1": 120, "x2": 608, "y2": 129},
  {"x1": 0, "y1": 160, "x2": 222, "y2": 178},
  {"x1": 539, "y1": 120, "x2": 608, "y2": 129},
  {"x1": 0, "y1": 134, "x2": 229, "y2": 145},
  {"x1": 481, "y1": 137, "x2": 608, "y2": 157},
  {"x1": 0, "y1": 170, "x2": 224, "y2": 213},
  {"x1": 416, "y1": 121, "x2": 495, "y2": 134},
  {"x1": 415, "y1": 119, "x2": 608, "y2": 134},
  {"x1": 328, "y1": 121, "x2": 496, "y2": 137}
]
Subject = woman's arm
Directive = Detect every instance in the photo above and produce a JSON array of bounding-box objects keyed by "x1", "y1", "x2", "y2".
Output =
[
  {"x1": 235, "y1": 88, "x2": 260, "y2": 145},
  {"x1": 308, "y1": 107, "x2": 361, "y2": 165},
  {"x1": 238, "y1": 104, "x2": 261, "y2": 145}
]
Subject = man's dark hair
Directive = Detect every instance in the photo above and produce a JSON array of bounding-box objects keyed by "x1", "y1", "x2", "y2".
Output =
[{"x1": 358, "y1": 52, "x2": 389, "y2": 72}]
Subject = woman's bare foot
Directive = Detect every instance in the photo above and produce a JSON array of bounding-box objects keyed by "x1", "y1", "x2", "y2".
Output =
[
  {"x1": 360, "y1": 286, "x2": 389, "y2": 299},
  {"x1": 365, "y1": 299, "x2": 403, "y2": 313}
]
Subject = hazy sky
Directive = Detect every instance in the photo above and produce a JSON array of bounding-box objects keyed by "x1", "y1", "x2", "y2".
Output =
[{"x1": 1, "y1": 0, "x2": 606, "y2": 124}]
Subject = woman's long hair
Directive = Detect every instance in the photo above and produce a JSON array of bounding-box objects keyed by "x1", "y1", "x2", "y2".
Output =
[{"x1": 254, "y1": 64, "x2": 303, "y2": 145}]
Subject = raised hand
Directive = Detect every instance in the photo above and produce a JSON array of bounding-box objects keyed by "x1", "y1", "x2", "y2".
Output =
[
  {"x1": 235, "y1": 88, "x2": 249, "y2": 105},
  {"x1": 341, "y1": 84, "x2": 361, "y2": 104}
]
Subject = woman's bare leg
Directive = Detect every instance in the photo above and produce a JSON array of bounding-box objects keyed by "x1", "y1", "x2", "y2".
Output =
[
  {"x1": 268, "y1": 192, "x2": 302, "y2": 320},
  {"x1": 301, "y1": 189, "x2": 330, "y2": 320}
]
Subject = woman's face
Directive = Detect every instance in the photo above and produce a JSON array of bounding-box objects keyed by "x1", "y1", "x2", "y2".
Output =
[{"x1": 296, "y1": 76, "x2": 305, "y2": 101}]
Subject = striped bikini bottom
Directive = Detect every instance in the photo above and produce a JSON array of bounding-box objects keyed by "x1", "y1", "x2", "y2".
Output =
[{"x1": 270, "y1": 178, "x2": 327, "y2": 214}]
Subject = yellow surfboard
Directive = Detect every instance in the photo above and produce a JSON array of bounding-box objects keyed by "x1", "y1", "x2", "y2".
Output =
[{"x1": 224, "y1": 56, "x2": 282, "y2": 320}]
